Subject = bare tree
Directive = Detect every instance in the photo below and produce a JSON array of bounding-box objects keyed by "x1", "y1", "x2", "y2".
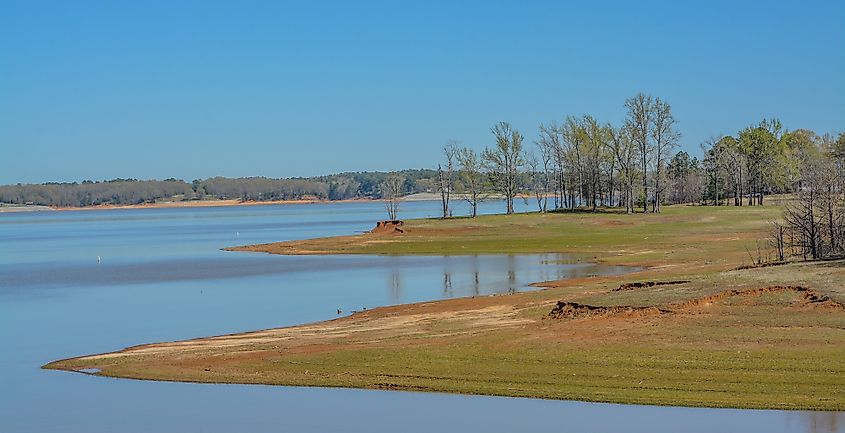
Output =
[
  {"x1": 607, "y1": 125, "x2": 638, "y2": 213},
  {"x1": 651, "y1": 97, "x2": 680, "y2": 213},
  {"x1": 538, "y1": 122, "x2": 566, "y2": 209},
  {"x1": 818, "y1": 156, "x2": 843, "y2": 255},
  {"x1": 562, "y1": 116, "x2": 586, "y2": 207},
  {"x1": 719, "y1": 136, "x2": 745, "y2": 206},
  {"x1": 526, "y1": 152, "x2": 549, "y2": 212},
  {"x1": 602, "y1": 122, "x2": 618, "y2": 207},
  {"x1": 483, "y1": 122, "x2": 525, "y2": 214},
  {"x1": 582, "y1": 116, "x2": 607, "y2": 211},
  {"x1": 437, "y1": 141, "x2": 459, "y2": 218},
  {"x1": 625, "y1": 93, "x2": 654, "y2": 213},
  {"x1": 769, "y1": 221, "x2": 786, "y2": 262},
  {"x1": 381, "y1": 174, "x2": 405, "y2": 220},
  {"x1": 456, "y1": 147, "x2": 487, "y2": 217}
]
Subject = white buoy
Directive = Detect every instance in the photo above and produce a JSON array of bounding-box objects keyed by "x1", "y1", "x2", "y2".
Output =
[
  {"x1": 97, "y1": 256, "x2": 101, "y2": 264},
  {"x1": 236, "y1": 231, "x2": 239, "y2": 237}
]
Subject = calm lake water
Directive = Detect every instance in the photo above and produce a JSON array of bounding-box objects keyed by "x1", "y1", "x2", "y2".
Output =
[{"x1": 1, "y1": 200, "x2": 842, "y2": 433}]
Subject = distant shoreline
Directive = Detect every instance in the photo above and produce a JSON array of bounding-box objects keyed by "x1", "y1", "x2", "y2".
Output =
[
  {"x1": 0, "y1": 193, "x2": 456, "y2": 213},
  {"x1": 0, "y1": 198, "x2": 369, "y2": 213}
]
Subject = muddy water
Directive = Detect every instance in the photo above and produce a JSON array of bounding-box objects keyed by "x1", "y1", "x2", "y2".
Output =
[{"x1": 1, "y1": 200, "x2": 842, "y2": 433}]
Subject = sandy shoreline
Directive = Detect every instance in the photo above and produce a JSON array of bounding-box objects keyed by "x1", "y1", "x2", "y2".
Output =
[
  {"x1": 1, "y1": 198, "x2": 375, "y2": 213},
  {"x1": 1, "y1": 193, "x2": 460, "y2": 213}
]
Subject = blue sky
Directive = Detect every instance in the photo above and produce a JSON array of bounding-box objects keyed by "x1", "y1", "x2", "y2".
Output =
[{"x1": 1, "y1": 0, "x2": 843, "y2": 184}]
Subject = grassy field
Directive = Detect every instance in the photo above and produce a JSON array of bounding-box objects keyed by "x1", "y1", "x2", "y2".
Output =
[{"x1": 45, "y1": 205, "x2": 845, "y2": 410}]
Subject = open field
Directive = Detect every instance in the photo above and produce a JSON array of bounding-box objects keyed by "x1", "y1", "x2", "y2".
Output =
[{"x1": 46, "y1": 205, "x2": 845, "y2": 410}]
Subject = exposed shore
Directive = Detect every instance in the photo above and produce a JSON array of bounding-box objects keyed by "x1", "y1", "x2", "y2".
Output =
[
  {"x1": 2, "y1": 198, "x2": 375, "y2": 213},
  {"x1": 46, "y1": 206, "x2": 845, "y2": 410},
  {"x1": 0, "y1": 192, "x2": 525, "y2": 213}
]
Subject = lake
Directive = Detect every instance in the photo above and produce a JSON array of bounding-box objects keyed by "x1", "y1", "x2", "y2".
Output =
[{"x1": 1, "y1": 200, "x2": 842, "y2": 433}]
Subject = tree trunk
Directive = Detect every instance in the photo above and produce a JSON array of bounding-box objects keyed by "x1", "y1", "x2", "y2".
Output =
[{"x1": 642, "y1": 153, "x2": 649, "y2": 213}]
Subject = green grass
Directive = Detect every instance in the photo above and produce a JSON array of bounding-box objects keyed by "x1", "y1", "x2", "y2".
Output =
[{"x1": 46, "y1": 204, "x2": 845, "y2": 410}]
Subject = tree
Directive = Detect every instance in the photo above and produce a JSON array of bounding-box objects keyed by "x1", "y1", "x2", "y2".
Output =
[
  {"x1": 580, "y1": 115, "x2": 607, "y2": 211},
  {"x1": 738, "y1": 119, "x2": 787, "y2": 205},
  {"x1": 529, "y1": 134, "x2": 554, "y2": 212},
  {"x1": 782, "y1": 135, "x2": 844, "y2": 260},
  {"x1": 625, "y1": 93, "x2": 655, "y2": 213},
  {"x1": 483, "y1": 122, "x2": 525, "y2": 214},
  {"x1": 526, "y1": 153, "x2": 549, "y2": 212},
  {"x1": 537, "y1": 123, "x2": 564, "y2": 209},
  {"x1": 718, "y1": 136, "x2": 744, "y2": 206},
  {"x1": 607, "y1": 125, "x2": 638, "y2": 213},
  {"x1": 666, "y1": 151, "x2": 703, "y2": 205},
  {"x1": 437, "y1": 141, "x2": 459, "y2": 218},
  {"x1": 381, "y1": 174, "x2": 404, "y2": 220},
  {"x1": 456, "y1": 147, "x2": 487, "y2": 217},
  {"x1": 562, "y1": 116, "x2": 586, "y2": 207},
  {"x1": 651, "y1": 97, "x2": 680, "y2": 212}
]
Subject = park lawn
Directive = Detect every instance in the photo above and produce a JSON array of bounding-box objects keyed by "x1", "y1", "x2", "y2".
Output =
[{"x1": 45, "y1": 205, "x2": 845, "y2": 410}]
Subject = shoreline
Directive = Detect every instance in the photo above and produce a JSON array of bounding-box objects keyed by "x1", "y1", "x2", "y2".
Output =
[
  {"x1": 1, "y1": 191, "x2": 533, "y2": 213},
  {"x1": 43, "y1": 207, "x2": 845, "y2": 410},
  {"x1": 2, "y1": 198, "x2": 377, "y2": 213}
]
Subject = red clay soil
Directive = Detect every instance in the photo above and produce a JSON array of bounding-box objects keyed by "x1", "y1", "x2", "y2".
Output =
[
  {"x1": 614, "y1": 280, "x2": 691, "y2": 291},
  {"x1": 548, "y1": 285, "x2": 845, "y2": 320},
  {"x1": 671, "y1": 285, "x2": 845, "y2": 311},
  {"x1": 734, "y1": 261, "x2": 788, "y2": 271},
  {"x1": 371, "y1": 220, "x2": 405, "y2": 234},
  {"x1": 546, "y1": 302, "x2": 668, "y2": 320}
]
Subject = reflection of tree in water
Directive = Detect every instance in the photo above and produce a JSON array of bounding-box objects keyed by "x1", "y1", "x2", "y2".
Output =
[
  {"x1": 507, "y1": 255, "x2": 517, "y2": 293},
  {"x1": 389, "y1": 269, "x2": 401, "y2": 302},
  {"x1": 470, "y1": 255, "x2": 481, "y2": 296},
  {"x1": 789, "y1": 411, "x2": 844, "y2": 433}
]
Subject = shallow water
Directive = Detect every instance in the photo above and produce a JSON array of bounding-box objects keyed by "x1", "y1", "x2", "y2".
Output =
[{"x1": 1, "y1": 200, "x2": 842, "y2": 433}]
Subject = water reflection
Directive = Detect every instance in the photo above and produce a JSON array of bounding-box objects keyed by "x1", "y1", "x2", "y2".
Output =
[
  {"x1": 789, "y1": 411, "x2": 845, "y2": 433},
  {"x1": 366, "y1": 253, "x2": 633, "y2": 305},
  {"x1": 389, "y1": 265, "x2": 402, "y2": 302}
]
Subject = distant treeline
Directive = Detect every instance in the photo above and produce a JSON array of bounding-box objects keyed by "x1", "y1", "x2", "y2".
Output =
[{"x1": 0, "y1": 170, "x2": 439, "y2": 207}]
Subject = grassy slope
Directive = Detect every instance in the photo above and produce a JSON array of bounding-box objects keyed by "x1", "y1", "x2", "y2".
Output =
[{"x1": 45, "y1": 206, "x2": 845, "y2": 410}]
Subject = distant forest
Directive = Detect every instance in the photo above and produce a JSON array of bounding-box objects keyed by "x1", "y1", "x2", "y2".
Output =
[{"x1": 0, "y1": 170, "x2": 439, "y2": 207}]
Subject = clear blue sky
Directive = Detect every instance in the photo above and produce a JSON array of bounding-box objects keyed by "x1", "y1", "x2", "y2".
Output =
[{"x1": 1, "y1": 0, "x2": 843, "y2": 184}]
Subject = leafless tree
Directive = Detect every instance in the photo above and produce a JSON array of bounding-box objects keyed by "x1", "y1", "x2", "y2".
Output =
[
  {"x1": 538, "y1": 122, "x2": 566, "y2": 209},
  {"x1": 651, "y1": 97, "x2": 680, "y2": 213},
  {"x1": 581, "y1": 116, "x2": 607, "y2": 211},
  {"x1": 769, "y1": 221, "x2": 787, "y2": 262},
  {"x1": 437, "y1": 140, "x2": 459, "y2": 218},
  {"x1": 381, "y1": 174, "x2": 405, "y2": 220},
  {"x1": 562, "y1": 116, "x2": 586, "y2": 207},
  {"x1": 526, "y1": 153, "x2": 548, "y2": 212},
  {"x1": 483, "y1": 122, "x2": 525, "y2": 214},
  {"x1": 625, "y1": 93, "x2": 654, "y2": 213},
  {"x1": 608, "y1": 126, "x2": 638, "y2": 213},
  {"x1": 456, "y1": 147, "x2": 488, "y2": 217}
]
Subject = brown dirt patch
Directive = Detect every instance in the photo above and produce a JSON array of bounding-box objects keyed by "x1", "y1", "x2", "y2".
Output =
[
  {"x1": 734, "y1": 261, "x2": 788, "y2": 271},
  {"x1": 546, "y1": 302, "x2": 668, "y2": 320},
  {"x1": 371, "y1": 220, "x2": 405, "y2": 234},
  {"x1": 597, "y1": 219, "x2": 633, "y2": 227},
  {"x1": 614, "y1": 280, "x2": 691, "y2": 291},
  {"x1": 672, "y1": 286, "x2": 845, "y2": 311},
  {"x1": 548, "y1": 285, "x2": 845, "y2": 321}
]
